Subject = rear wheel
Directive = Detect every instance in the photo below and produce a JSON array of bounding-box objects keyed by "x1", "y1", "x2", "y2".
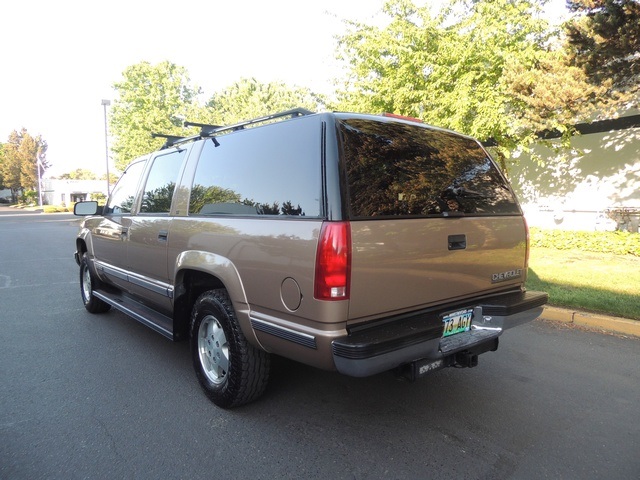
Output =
[
  {"x1": 190, "y1": 289, "x2": 270, "y2": 408},
  {"x1": 79, "y1": 253, "x2": 111, "y2": 313}
]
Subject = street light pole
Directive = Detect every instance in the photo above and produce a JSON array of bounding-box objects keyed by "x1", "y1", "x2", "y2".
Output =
[{"x1": 101, "y1": 99, "x2": 111, "y2": 196}]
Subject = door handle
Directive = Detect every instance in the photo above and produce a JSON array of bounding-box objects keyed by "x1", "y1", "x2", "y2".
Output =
[
  {"x1": 120, "y1": 227, "x2": 129, "y2": 238},
  {"x1": 448, "y1": 234, "x2": 466, "y2": 250},
  {"x1": 158, "y1": 230, "x2": 169, "y2": 241}
]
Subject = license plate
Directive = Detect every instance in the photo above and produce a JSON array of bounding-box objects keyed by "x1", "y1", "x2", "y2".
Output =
[{"x1": 442, "y1": 309, "x2": 473, "y2": 337}]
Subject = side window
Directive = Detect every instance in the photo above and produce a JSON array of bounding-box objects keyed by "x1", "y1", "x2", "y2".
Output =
[
  {"x1": 139, "y1": 150, "x2": 186, "y2": 214},
  {"x1": 188, "y1": 117, "x2": 322, "y2": 217},
  {"x1": 104, "y1": 160, "x2": 146, "y2": 215}
]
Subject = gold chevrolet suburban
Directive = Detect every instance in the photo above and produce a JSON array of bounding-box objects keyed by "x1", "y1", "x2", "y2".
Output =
[{"x1": 74, "y1": 109, "x2": 548, "y2": 408}]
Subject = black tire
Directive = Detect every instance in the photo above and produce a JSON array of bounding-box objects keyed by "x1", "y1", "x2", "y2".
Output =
[
  {"x1": 190, "y1": 289, "x2": 270, "y2": 408},
  {"x1": 79, "y1": 253, "x2": 111, "y2": 313}
]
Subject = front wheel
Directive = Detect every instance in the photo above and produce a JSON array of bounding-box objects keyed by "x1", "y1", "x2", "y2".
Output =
[
  {"x1": 79, "y1": 253, "x2": 111, "y2": 313},
  {"x1": 190, "y1": 289, "x2": 270, "y2": 408}
]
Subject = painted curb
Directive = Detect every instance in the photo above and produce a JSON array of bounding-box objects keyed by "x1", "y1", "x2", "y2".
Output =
[{"x1": 541, "y1": 306, "x2": 640, "y2": 338}]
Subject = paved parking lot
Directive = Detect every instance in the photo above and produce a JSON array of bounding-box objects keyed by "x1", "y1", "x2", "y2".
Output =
[{"x1": 1, "y1": 212, "x2": 639, "y2": 479}]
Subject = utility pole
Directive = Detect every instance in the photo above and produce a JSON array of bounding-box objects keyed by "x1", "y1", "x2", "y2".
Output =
[
  {"x1": 101, "y1": 99, "x2": 111, "y2": 196},
  {"x1": 37, "y1": 157, "x2": 43, "y2": 207}
]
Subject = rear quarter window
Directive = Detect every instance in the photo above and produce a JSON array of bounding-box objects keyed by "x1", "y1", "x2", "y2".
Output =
[
  {"x1": 338, "y1": 119, "x2": 520, "y2": 218},
  {"x1": 188, "y1": 116, "x2": 323, "y2": 218}
]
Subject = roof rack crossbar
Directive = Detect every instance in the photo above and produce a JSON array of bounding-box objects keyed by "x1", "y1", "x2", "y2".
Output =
[
  {"x1": 183, "y1": 108, "x2": 314, "y2": 138},
  {"x1": 183, "y1": 121, "x2": 223, "y2": 136},
  {"x1": 151, "y1": 133, "x2": 189, "y2": 149}
]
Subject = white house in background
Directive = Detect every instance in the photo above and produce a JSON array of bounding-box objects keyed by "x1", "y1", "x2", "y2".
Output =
[
  {"x1": 42, "y1": 179, "x2": 108, "y2": 206},
  {"x1": 508, "y1": 113, "x2": 640, "y2": 233}
]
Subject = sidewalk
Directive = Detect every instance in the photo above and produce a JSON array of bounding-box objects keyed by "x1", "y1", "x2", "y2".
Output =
[{"x1": 542, "y1": 306, "x2": 640, "y2": 338}]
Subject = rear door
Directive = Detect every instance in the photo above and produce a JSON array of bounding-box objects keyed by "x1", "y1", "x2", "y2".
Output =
[
  {"x1": 126, "y1": 148, "x2": 187, "y2": 314},
  {"x1": 337, "y1": 116, "x2": 526, "y2": 322}
]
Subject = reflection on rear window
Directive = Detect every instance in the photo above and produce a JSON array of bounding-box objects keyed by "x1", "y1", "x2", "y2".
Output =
[{"x1": 339, "y1": 119, "x2": 519, "y2": 218}]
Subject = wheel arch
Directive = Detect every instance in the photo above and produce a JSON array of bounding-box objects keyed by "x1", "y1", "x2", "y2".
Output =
[
  {"x1": 75, "y1": 227, "x2": 94, "y2": 261},
  {"x1": 75, "y1": 238, "x2": 87, "y2": 265},
  {"x1": 172, "y1": 251, "x2": 259, "y2": 347}
]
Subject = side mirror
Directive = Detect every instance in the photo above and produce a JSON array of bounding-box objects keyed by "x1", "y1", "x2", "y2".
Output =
[{"x1": 74, "y1": 201, "x2": 100, "y2": 216}]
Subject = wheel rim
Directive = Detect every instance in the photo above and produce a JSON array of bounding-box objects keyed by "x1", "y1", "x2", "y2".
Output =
[
  {"x1": 198, "y1": 315, "x2": 229, "y2": 385},
  {"x1": 81, "y1": 265, "x2": 92, "y2": 303}
]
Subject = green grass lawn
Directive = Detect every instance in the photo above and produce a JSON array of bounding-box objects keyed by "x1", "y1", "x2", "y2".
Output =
[{"x1": 526, "y1": 247, "x2": 640, "y2": 320}]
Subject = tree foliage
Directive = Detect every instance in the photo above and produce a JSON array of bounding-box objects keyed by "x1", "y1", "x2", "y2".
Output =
[
  {"x1": 110, "y1": 61, "x2": 201, "y2": 171},
  {"x1": 110, "y1": 69, "x2": 327, "y2": 172},
  {"x1": 199, "y1": 77, "x2": 327, "y2": 126},
  {"x1": 0, "y1": 129, "x2": 48, "y2": 202},
  {"x1": 335, "y1": 0, "x2": 602, "y2": 158},
  {"x1": 0, "y1": 143, "x2": 5, "y2": 190},
  {"x1": 57, "y1": 168, "x2": 99, "y2": 180},
  {"x1": 502, "y1": 49, "x2": 606, "y2": 136},
  {"x1": 564, "y1": 0, "x2": 640, "y2": 100}
]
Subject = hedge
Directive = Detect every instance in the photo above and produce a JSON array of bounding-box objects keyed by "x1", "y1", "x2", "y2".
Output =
[
  {"x1": 529, "y1": 228, "x2": 640, "y2": 257},
  {"x1": 43, "y1": 205, "x2": 74, "y2": 213}
]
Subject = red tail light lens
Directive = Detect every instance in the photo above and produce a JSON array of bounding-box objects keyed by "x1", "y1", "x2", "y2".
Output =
[{"x1": 314, "y1": 222, "x2": 351, "y2": 300}]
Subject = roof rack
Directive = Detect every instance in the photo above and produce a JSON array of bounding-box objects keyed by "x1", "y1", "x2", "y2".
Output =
[
  {"x1": 152, "y1": 108, "x2": 315, "y2": 150},
  {"x1": 184, "y1": 108, "x2": 314, "y2": 138}
]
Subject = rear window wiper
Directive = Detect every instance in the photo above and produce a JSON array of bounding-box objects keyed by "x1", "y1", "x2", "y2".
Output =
[{"x1": 445, "y1": 186, "x2": 488, "y2": 199}]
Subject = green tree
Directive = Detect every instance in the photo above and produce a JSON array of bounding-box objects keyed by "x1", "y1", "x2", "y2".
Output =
[
  {"x1": 0, "y1": 135, "x2": 21, "y2": 201},
  {"x1": 0, "y1": 129, "x2": 48, "y2": 203},
  {"x1": 0, "y1": 143, "x2": 5, "y2": 191},
  {"x1": 90, "y1": 192, "x2": 107, "y2": 204},
  {"x1": 335, "y1": 0, "x2": 600, "y2": 159},
  {"x1": 58, "y1": 168, "x2": 99, "y2": 180},
  {"x1": 502, "y1": 48, "x2": 606, "y2": 139},
  {"x1": 99, "y1": 172, "x2": 120, "y2": 185},
  {"x1": 200, "y1": 77, "x2": 327, "y2": 126},
  {"x1": 564, "y1": 0, "x2": 640, "y2": 100},
  {"x1": 110, "y1": 61, "x2": 201, "y2": 171}
]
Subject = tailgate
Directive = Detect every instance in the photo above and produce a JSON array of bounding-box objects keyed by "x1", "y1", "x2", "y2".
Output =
[{"x1": 348, "y1": 216, "x2": 527, "y2": 322}]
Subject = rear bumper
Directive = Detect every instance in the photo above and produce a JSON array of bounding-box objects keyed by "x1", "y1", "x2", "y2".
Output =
[{"x1": 332, "y1": 290, "x2": 548, "y2": 377}]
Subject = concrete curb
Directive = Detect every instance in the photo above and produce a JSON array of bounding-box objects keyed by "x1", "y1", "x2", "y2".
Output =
[{"x1": 541, "y1": 306, "x2": 640, "y2": 338}]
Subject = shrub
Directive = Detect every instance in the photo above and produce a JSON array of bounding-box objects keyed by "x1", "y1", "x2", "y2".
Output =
[
  {"x1": 530, "y1": 228, "x2": 640, "y2": 257},
  {"x1": 43, "y1": 205, "x2": 64, "y2": 213},
  {"x1": 22, "y1": 190, "x2": 38, "y2": 204}
]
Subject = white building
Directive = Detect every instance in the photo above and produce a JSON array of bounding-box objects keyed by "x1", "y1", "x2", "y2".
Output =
[
  {"x1": 508, "y1": 114, "x2": 640, "y2": 233},
  {"x1": 42, "y1": 179, "x2": 109, "y2": 206}
]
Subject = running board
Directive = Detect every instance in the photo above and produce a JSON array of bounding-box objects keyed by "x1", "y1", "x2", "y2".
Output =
[{"x1": 93, "y1": 289, "x2": 174, "y2": 340}]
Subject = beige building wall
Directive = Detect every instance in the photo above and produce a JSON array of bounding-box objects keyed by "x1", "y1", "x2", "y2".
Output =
[{"x1": 509, "y1": 122, "x2": 640, "y2": 233}]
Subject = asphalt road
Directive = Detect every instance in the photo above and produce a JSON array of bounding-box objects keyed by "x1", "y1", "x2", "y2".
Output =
[{"x1": 1, "y1": 210, "x2": 639, "y2": 479}]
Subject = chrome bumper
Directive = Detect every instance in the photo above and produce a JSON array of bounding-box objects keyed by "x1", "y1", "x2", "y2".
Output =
[{"x1": 332, "y1": 291, "x2": 548, "y2": 377}]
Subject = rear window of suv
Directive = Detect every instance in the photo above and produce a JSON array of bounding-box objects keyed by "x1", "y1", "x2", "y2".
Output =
[{"x1": 338, "y1": 118, "x2": 520, "y2": 219}]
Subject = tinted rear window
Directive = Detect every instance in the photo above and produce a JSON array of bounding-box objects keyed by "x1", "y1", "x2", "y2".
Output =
[
  {"x1": 338, "y1": 119, "x2": 519, "y2": 218},
  {"x1": 189, "y1": 116, "x2": 322, "y2": 217}
]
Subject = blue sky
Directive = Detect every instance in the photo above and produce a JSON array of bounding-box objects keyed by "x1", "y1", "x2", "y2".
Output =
[{"x1": 0, "y1": 0, "x2": 567, "y2": 178}]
